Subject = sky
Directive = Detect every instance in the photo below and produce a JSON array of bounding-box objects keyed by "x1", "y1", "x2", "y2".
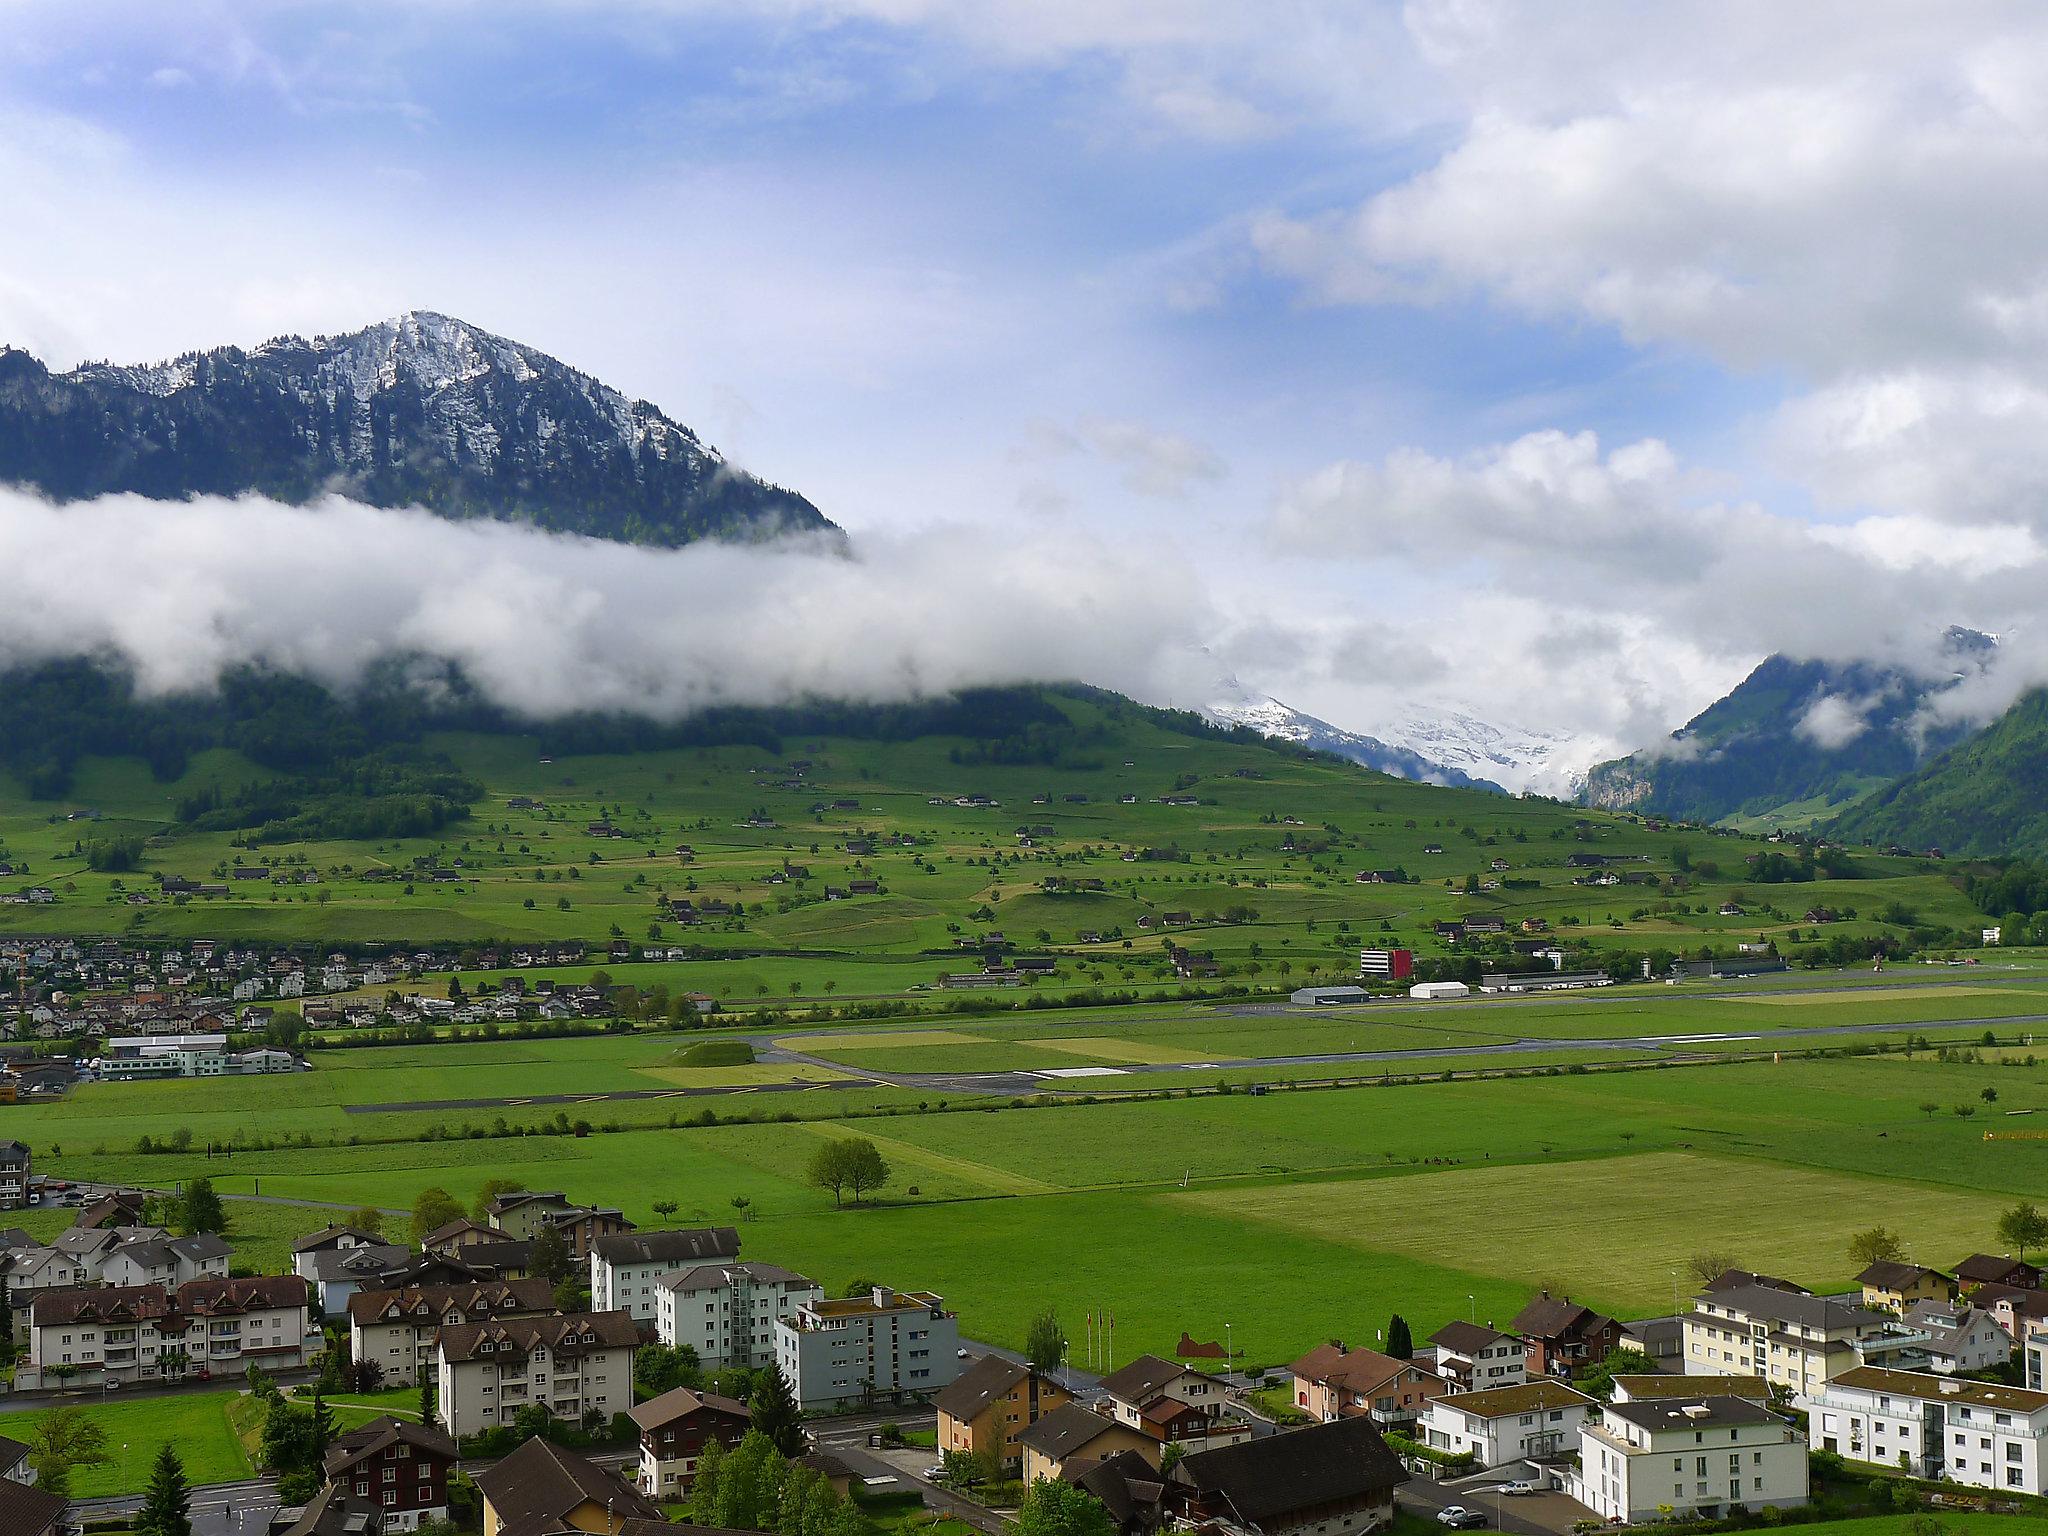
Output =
[{"x1": 6, "y1": 1, "x2": 2048, "y2": 785}]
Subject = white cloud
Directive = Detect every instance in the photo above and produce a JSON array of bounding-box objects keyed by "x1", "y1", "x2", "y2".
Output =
[{"x1": 1796, "y1": 693, "x2": 1879, "y2": 750}]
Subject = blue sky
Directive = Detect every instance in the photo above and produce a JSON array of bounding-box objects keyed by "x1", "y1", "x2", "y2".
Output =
[{"x1": 5, "y1": 2, "x2": 2046, "y2": 783}]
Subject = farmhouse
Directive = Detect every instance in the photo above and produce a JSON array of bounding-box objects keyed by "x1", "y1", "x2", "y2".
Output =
[
  {"x1": 1511, "y1": 1292, "x2": 1622, "y2": 1379},
  {"x1": 314, "y1": 1416, "x2": 461, "y2": 1533}
]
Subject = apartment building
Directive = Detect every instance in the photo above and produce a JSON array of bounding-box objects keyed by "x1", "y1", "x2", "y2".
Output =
[
  {"x1": 434, "y1": 1311, "x2": 639, "y2": 1439},
  {"x1": 347, "y1": 1277, "x2": 557, "y2": 1387},
  {"x1": 18, "y1": 1275, "x2": 312, "y2": 1389},
  {"x1": 1419, "y1": 1381, "x2": 1596, "y2": 1467},
  {"x1": 654, "y1": 1261, "x2": 821, "y2": 1368},
  {"x1": 1801, "y1": 1367, "x2": 2048, "y2": 1493},
  {"x1": 1683, "y1": 1283, "x2": 1890, "y2": 1393},
  {"x1": 937, "y1": 1356, "x2": 1074, "y2": 1474},
  {"x1": 588, "y1": 1227, "x2": 742, "y2": 1324},
  {"x1": 774, "y1": 1286, "x2": 962, "y2": 1410},
  {"x1": 1570, "y1": 1397, "x2": 1809, "y2": 1523}
]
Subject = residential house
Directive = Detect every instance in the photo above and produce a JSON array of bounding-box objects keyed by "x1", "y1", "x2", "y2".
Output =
[
  {"x1": 774, "y1": 1286, "x2": 962, "y2": 1410},
  {"x1": 1167, "y1": 1414, "x2": 1407, "y2": 1536},
  {"x1": 0, "y1": 1433, "x2": 32, "y2": 1485},
  {"x1": 936, "y1": 1356, "x2": 1074, "y2": 1473},
  {"x1": 1956, "y1": 1254, "x2": 2044, "y2": 1294},
  {"x1": 1068, "y1": 1450, "x2": 1168, "y2": 1536},
  {"x1": 298, "y1": 1243, "x2": 421, "y2": 1316},
  {"x1": 1419, "y1": 1380, "x2": 1596, "y2": 1467},
  {"x1": 18, "y1": 1274, "x2": 312, "y2": 1389},
  {"x1": 1683, "y1": 1284, "x2": 1890, "y2": 1394},
  {"x1": 1858, "y1": 1262, "x2": 1955, "y2": 1313},
  {"x1": 1102, "y1": 1354, "x2": 1246, "y2": 1450},
  {"x1": 1800, "y1": 1366, "x2": 2048, "y2": 1493},
  {"x1": 1510, "y1": 1292, "x2": 1622, "y2": 1379},
  {"x1": 627, "y1": 1386, "x2": 751, "y2": 1498},
  {"x1": 316, "y1": 1416, "x2": 461, "y2": 1532},
  {"x1": 1889, "y1": 1299, "x2": 2014, "y2": 1375},
  {"x1": 435, "y1": 1311, "x2": 639, "y2": 1439},
  {"x1": 1020, "y1": 1404, "x2": 1162, "y2": 1484},
  {"x1": 1979, "y1": 1286, "x2": 2048, "y2": 1347},
  {"x1": 473, "y1": 1434, "x2": 665, "y2": 1536},
  {"x1": 0, "y1": 1142, "x2": 29, "y2": 1210},
  {"x1": 654, "y1": 1262, "x2": 821, "y2": 1369},
  {"x1": 99, "y1": 1233, "x2": 231, "y2": 1290},
  {"x1": 347, "y1": 1277, "x2": 558, "y2": 1387},
  {"x1": 1425, "y1": 1322, "x2": 1527, "y2": 1392},
  {"x1": 1289, "y1": 1343, "x2": 1446, "y2": 1426},
  {"x1": 589, "y1": 1227, "x2": 742, "y2": 1324},
  {"x1": 1570, "y1": 1396, "x2": 1808, "y2": 1522}
]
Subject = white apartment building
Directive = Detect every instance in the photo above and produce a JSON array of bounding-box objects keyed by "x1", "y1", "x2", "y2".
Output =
[
  {"x1": 1420, "y1": 1381, "x2": 1595, "y2": 1468},
  {"x1": 654, "y1": 1261, "x2": 821, "y2": 1369},
  {"x1": 17, "y1": 1276, "x2": 312, "y2": 1390},
  {"x1": 1683, "y1": 1284, "x2": 1890, "y2": 1394},
  {"x1": 434, "y1": 1311, "x2": 639, "y2": 1439},
  {"x1": 774, "y1": 1286, "x2": 962, "y2": 1410},
  {"x1": 99, "y1": 1233, "x2": 231, "y2": 1290},
  {"x1": 1570, "y1": 1397, "x2": 1809, "y2": 1523},
  {"x1": 588, "y1": 1228, "x2": 740, "y2": 1324},
  {"x1": 347, "y1": 1277, "x2": 558, "y2": 1387},
  {"x1": 1800, "y1": 1367, "x2": 2048, "y2": 1493}
]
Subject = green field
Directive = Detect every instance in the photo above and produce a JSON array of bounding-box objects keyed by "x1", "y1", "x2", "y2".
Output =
[{"x1": 0, "y1": 1389, "x2": 255, "y2": 1496}]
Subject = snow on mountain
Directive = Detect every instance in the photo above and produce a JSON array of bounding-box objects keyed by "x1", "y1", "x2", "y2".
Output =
[
  {"x1": 1203, "y1": 681, "x2": 1506, "y2": 792},
  {"x1": 1366, "y1": 704, "x2": 1592, "y2": 799}
]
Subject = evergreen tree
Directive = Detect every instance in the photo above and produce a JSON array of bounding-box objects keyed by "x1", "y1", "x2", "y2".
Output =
[
  {"x1": 750, "y1": 1363, "x2": 806, "y2": 1457},
  {"x1": 531, "y1": 1223, "x2": 571, "y2": 1284},
  {"x1": 419, "y1": 1376, "x2": 436, "y2": 1430},
  {"x1": 137, "y1": 1443, "x2": 192, "y2": 1536},
  {"x1": 310, "y1": 1390, "x2": 337, "y2": 1462},
  {"x1": 1386, "y1": 1314, "x2": 1412, "y2": 1360},
  {"x1": 176, "y1": 1177, "x2": 226, "y2": 1236}
]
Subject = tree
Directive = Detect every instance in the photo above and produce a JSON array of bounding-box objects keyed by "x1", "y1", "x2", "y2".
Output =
[
  {"x1": 1848, "y1": 1227, "x2": 1906, "y2": 1269},
  {"x1": 310, "y1": 1391, "x2": 337, "y2": 1462},
  {"x1": 1386, "y1": 1314, "x2": 1413, "y2": 1360},
  {"x1": 1685, "y1": 1251, "x2": 1740, "y2": 1289},
  {"x1": 653, "y1": 1199, "x2": 679, "y2": 1223},
  {"x1": 346, "y1": 1207, "x2": 387, "y2": 1239},
  {"x1": 26, "y1": 1405, "x2": 110, "y2": 1498},
  {"x1": 750, "y1": 1363, "x2": 807, "y2": 1458},
  {"x1": 531, "y1": 1224, "x2": 572, "y2": 1284},
  {"x1": 410, "y1": 1187, "x2": 465, "y2": 1243},
  {"x1": 807, "y1": 1141, "x2": 855, "y2": 1207},
  {"x1": 1018, "y1": 1477, "x2": 1116, "y2": 1536},
  {"x1": 420, "y1": 1376, "x2": 436, "y2": 1431},
  {"x1": 1026, "y1": 1307, "x2": 1068, "y2": 1375},
  {"x1": 471, "y1": 1178, "x2": 526, "y2": 1222},
  {"x1": 176, "y1": 1177, "x2": 226, "y2": 1237},
  {"x1": 1998, "y1": 1201, "x2": 2048, "y2": 1260},
  {"x1": 844, "y1": 1139, "x2": 890, "y2": 1203},
  {"x1": 137, "y1": 1443, "x2": 192, "y2": 1536}
]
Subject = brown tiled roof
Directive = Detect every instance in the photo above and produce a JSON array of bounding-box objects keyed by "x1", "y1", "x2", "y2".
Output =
[
  {"x1": 474, "y1": 1435, "x2": 663, "y2": 1536},
  {"x1": 323, "y1": 1414, "x2": 458, "y2": 1476},
  {"x1": 437, "y1": 1309, "x2": 638, "y2": 1364},
  {"x1": 1510, "y1": 1293, "x2": 1614, "y2": 1341},
  {"x1": 1099, "y1": 1354, "x2": 1195, "y2": 1405},
  {"x1": 177, "y1": 1274, "x2": 310, "y2": 1315},
  {"x1": 30, "y1": 1282, "x2": 167, "y2": 1328},
  {"x1": 1172, "y1": 1415, "x2": 1406, "y2": 1523},
  {"x1": 1430, "y1": 1381, "x2": 1593, "y2": 1420},
  {"x1": 1019, "y1": 1404, "x2": 1127, "y2": 1461},
  {"x1": 934, "y1": 1353, "x2": 1030, "y2": 1422},
  {"x1": 1290, "y1": 1343, "x2": 1438, "y2": 1399},
  {"x1": 345, "y1": 1276, "x2": 556, "y2": 1328},
  {"x1": 291, "y1": 1223, "x2": 386, "y2": 1254},
  {"x1": 0, "y1": 1476, "x2": 65, "y2": 1534},
  {"x1": 1427, "y1": 1321, "x2": 1514, "y2": 1356},
  {"x1": 628, "y1": 1385, "x2": 751, "y2": 1432},
  {"x1": 1858, "y1": 1261, "x2": 1949, "y2": 1290}
]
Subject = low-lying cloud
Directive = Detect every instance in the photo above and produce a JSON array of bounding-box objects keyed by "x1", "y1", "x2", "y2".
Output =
[{"x1": 0, "y1": 490, "x2": 1225, "y2": 717}]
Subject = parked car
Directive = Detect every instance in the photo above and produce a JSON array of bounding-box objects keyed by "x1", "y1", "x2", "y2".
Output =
[
  {"x1": 1497, "y1": 1482, "x2": 1536, "y2": 1497},
  {"x1": 922, "y1": 1465, "x2": 947, "y2": 1482},
  {"x1": 1437, "y1": 1509, "x2": 1487, "y2": 1529}
]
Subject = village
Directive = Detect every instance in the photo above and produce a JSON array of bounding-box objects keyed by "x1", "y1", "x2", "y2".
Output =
[{"x1": 0, "y1": 1167, "x2": 2043, "y2": 1536}]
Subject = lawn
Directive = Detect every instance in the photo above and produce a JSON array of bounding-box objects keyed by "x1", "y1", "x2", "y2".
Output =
[{"x1": 0, "y1": 1389, "x2": 254, "y2": 1496}]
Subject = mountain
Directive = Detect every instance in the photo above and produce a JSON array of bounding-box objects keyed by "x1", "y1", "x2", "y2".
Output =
[
  {"x1": 1359, "y1": 703, "x2": 1588, "y2": 799},
  {"x1": 1827, "y1": 687, "x2": 2048, "y2": 857},
  {"x1": 1580, "y1": 629, "x2": 1997, "y2": 829},
  {"x1": 0, "y1": 311, "x2": 833, "y2": 546},
  {"x1": 1202, "y1": 682, "x2": 1505, "y2": 791}
]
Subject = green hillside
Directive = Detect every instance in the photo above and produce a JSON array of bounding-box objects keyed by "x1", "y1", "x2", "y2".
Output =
[
  {"x1": 0, "y1": 679, "x2": 1988, "y2": 986},
  {"x1": 1831, "y1": 686, "x2": 2048, "y2": 858}
]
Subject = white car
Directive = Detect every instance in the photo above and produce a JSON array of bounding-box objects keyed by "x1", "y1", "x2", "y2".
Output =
[{"x1": 1497, "y1": 1481, "x2": 1536, "y2": 1496}]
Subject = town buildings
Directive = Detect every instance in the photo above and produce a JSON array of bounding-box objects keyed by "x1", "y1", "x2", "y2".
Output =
[
  {"x1": 1425, "y1": 1322, "x2": 1528, "y2": 1392},
  {"x1": 347, "y1": 1277, "x2": 558, "y2": 1387},
  {"x1": 1168, "y1": 1415, "x2": 1407, "y2": 1536},
  {"x1": 1801, "y1": 1367, "x2": 2048, "y2": 1493},
  {"x1": 1419, "y1": 1380, "x2": 1596, "y2": 1467},
  {"x1": 588, "y1": 1227, "x2": 741, "y2": 1323},
  {"x1": 1513, "y1": 1293, "x2": 1623, "y2": 1379},
  {"x1": 434, "y1": 1311, "x2": 639, "y2": 1439},
  {"x1": 1288, "y1": 1343, "x2": 1446, "y2": 1426},
  {"x1": 311, "y1": 1416, "x2": 461, "y2": 1533},
  {"x1": 628, "y1": 1386, "x2": 751, "y2": 1499},
  {"x1": 773, "y1": 1286, "x2": 961, "y2": 1410},
  {"x1": 653, "y1": 1262, "x2": 820, "y2": 1368},
  {"x1": 936, "y1": 1356, "x2": 1073, "y2": 1473},
  {"x1": 17, "y1": 1275, "x2": 312, "y2": 1389},
  {"x1": 1570, "y1": 1396, "x2": 1809, "y2": 1522}
]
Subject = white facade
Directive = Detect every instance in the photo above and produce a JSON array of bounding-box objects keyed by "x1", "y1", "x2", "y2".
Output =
[
  {"x1": 18, "y1": 1278, "x2": 312, "y2": 1390},
  {"x1": 434, "y1": 1313, "x2": 638, "y2": 1439},
  {"x1": 774, "y1": 1286, "x2": 961, "y2": 1410},
  {"x1": 1683, "y1": 1285, "x2": 1890, "y2": 1395},
  {"x1": 588, "y1": 1228, "x2": 741, "y2": 1323},
  {"x1": 1571, "y1": 1399, "x2": 1808, "y2": 1524},
  {"x1": 1410, "y1": 981, "x2": 1470, "y2": 1000},
  {"x1": 654, "y1": 1262, "x2": 821, "y2": 1370},
  {"x1": 1801, "y1": 1367, "x2": 2048, "y2": 1493},
  {"x1": 1421, "y1": 1382, "x2": 1594, "y2": 1467}
]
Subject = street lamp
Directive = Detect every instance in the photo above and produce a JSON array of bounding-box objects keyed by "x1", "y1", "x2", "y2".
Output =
[{"x1": 1224, "y1": 1322, "x2": 1233, "y2": 1385}]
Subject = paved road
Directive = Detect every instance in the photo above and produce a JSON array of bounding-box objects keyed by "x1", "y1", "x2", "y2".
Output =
[{"x1": 74, "y1": 1477, "x2": 280, "y2": 1536}]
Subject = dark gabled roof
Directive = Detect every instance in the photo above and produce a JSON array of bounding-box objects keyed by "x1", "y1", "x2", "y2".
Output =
[
  {"x1": 31, "y1": 1282, "x2": 168, "y2": 1327},
  {"x1": 1601, "y1": 1396, "x2": 1779, "y2": 1433},
  {"x1": 1427, "y1": 1321, "x2": 1514, "y2": 1356},
  {"x1": 1702, "y1": 1269, "x2": 1808, "y2": 1295},
  {"x1": 0, "y1": 1433, "x2": 29, "y2": 1476},
  {"x1": 0, "y1": 1475, "x2": 65, "y2": 1536},
  {"x1": 323, "y1": 1415, "x2": 458, "y2": 1476},
  {"x1": 628, "y1": 1385, "x2": 751, "y2": 1432},
  {"x1": 934, "y1": 1353, "x2": 1030, "y2": 1422},
  {"x1": 1696, "y1": 1283, "x2": 1887, "y2": 1332},
  {"x1": 278, "y1": 1483, "x2": 378, "y2": 1536},
  {"x1": 1510, "y1": 1292, "x2": 1613, "y2": 1340},
  {"x1": 1172, "y1": 1415, "x2": 1406, "y2": 1523},
  {"x1": 591, "y1": 1227, "x2": 740, "y2": 1265},
  {"x1": 660, "y1": 1260, "x2": 809, "y2": 1292},
  {"x1": 1956, "y1": 1253, "x2": 2038, "y2": 1283},
  {"x1": 1072, "y1": 1449, "x2": 1166, "y2": 1525},
  {"x1": 437, "y1": 1309, "x2": 638, "y2": 1364},
  {"x1": 1098, "y1": 1353, "x2": 1193, "y2": 1406},
  {"x1": 345, "y1": 1276, "x2": 556, "y2": 1328},
  {"x1": 1858, "y1": 1260, "x2": 1949, "y2": 1290},
  {"x1": 1019, "y1": 1404, "x2": 1127, "y2": 1460},
  {"x1": 291, "y1": 1223, "x2": 385, "y2": 1254},
  {"x1": 474, "y1": 1434, "x2": 664, "y2": 1536}
]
